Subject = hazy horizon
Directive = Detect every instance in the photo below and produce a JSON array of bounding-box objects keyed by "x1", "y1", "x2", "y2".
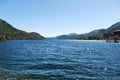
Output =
[{"x1": 0, "y1": 0, "x2": 120, "y2": 37}]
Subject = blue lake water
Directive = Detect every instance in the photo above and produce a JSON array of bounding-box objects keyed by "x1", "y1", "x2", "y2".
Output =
[{"x1": 0, "y1": 40, "x2": 120, "y2": 80}]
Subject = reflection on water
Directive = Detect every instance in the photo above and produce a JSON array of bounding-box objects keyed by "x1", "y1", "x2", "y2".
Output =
[{"x1": 0, "y1": 40, "x2": 120, "y2": 80}]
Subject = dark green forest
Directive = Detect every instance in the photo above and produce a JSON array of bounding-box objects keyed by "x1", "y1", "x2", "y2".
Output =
[{"x1": 0, "y1": 19, "x2": 45, "y2": 41}]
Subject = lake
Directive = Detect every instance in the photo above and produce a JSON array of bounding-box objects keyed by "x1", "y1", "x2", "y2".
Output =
[{"x1": 0, "y1": 40, "x2": 120, "y2": 80}]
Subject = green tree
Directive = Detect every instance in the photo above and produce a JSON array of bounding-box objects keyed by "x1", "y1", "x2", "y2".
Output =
[
  {"x1": 114, "y1": 35, "x2": 120, "y2": 40},
  {"x1": 0, "y1": 35, "x2": 7, "y2": 41},
  {"x1": 113, "y1": 35, "x2": 120, "y2": 43}
]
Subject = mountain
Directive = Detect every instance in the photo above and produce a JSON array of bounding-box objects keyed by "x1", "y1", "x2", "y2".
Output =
[
  {"x1": 106, "y1": 22, "x2": 120, "y2": 32},
  {"x1": 76, "y1": 29, "x2": 105, "y2": 39},
  {"x1": 55, "y1": 33, "x2": 78, "y2": 39},
  {"x1": 82, "y1": 29, "x2": 105, "y2": 37},
  {"x1": 55, "y1": 29, "x2": 106, "y2": 40},
  {"x1": 0, "y1": 19, "x2": 45, "y2": 40},
  {"x1": 55, "y1": 22, "x2": 120, "y2": 40},
  {"x1": 103, "y1": 22, "x2": 120, "y2": 39}
]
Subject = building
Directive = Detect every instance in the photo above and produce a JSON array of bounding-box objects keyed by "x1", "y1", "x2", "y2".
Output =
[
  {"x1": 113, "y1": 30, "x2": 120, "y2": 43},
  {"x1": 113, "y1": 30, "x2": 120, "y2": 36}
]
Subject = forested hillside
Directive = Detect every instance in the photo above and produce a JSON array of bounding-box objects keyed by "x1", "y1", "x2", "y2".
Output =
[{"x1": 0, "y1": 19, "x2": 45, "y2": 41}]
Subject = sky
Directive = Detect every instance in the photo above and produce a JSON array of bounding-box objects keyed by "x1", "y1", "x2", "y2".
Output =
[{"x1": 0, "y1": 0, "x2": 120, "y2": 37}]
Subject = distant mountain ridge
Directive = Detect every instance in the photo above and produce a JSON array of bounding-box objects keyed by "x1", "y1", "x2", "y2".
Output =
[
  {"x1": 55, "y1": 22, "x2": 120, "y2": 40},
  {"x1": 106, "y1": 22, "x2": 120, "y2": 32},
  {"x1": 54, "y1": 33, "x2": 78, "y2": 39},
  {"x1": 0, "y1": 19, "x2": 45, "y2": 40},
  {"x1": 1, "y1": 18, "x2": 120, "y2": 40}
]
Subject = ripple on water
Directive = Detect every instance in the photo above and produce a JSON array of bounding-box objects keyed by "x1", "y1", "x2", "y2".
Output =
[{"x1": 0, "y1": 40, "x2": 120, "y2": 80}]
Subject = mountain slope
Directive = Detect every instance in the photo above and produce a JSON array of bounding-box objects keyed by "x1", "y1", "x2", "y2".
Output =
[
  {"x1": 0, "y1": 19, "x2": 45, "y2": 40},
  {"x1": 55, "y1": 33, "x2": 78, "y2": 39},
  {"x1": 55, "y1": 22, "x2": 120, "y2": 40},
  {"x1": 106, "y1": 22, "x2": 120, "y2": 32},
  {"x1": 78, "y1": 29, "x2": 105, "y2": 38},
  {"x1": 55, "y1": 29, "x2": 106, "y2": 40}
]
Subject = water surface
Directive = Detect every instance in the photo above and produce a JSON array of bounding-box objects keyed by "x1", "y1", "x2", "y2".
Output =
[{"x1": 0, "y1": 40, "x2": 120, "y2": 80}]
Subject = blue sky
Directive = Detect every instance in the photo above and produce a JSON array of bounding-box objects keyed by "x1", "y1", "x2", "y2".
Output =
[{"x1": 0, "y1": 0, "x2": 120, "y2": 37}]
